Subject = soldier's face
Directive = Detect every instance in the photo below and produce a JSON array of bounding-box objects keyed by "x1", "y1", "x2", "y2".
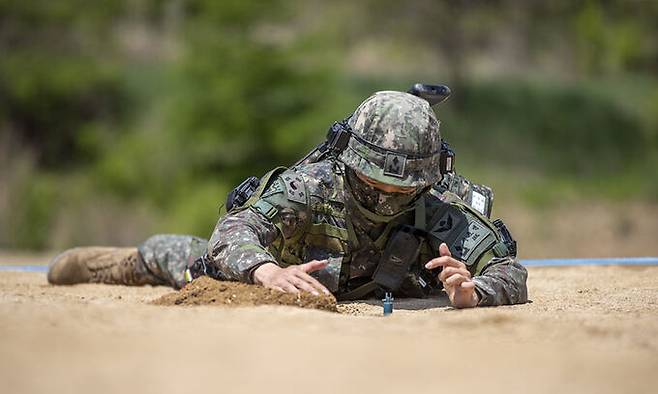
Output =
[
  {"x1": 346, "y1": 169, "x2": 421, "y2": 216},
  {"x1": 355, "y1": 172, "x2": 417, "y2": 194}
]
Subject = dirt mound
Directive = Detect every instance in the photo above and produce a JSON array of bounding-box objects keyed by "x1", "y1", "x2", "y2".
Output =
[{"x1": 151, "y1": 276, "x2": 337, "y2": 312}]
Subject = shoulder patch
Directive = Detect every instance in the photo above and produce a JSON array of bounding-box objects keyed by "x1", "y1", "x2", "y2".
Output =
[
  {"x1": 281, "y1": 172, "x2": 307, "y2": 204},
  {"x1": 460, "y1": 219, "x2": 491, "y2": 261},
  {"x1": 260, "y1": 178, "x2": 284, "y2": 198},
  {"x1": 454, "y1": 210, "x2": 498, "y2": 266}
]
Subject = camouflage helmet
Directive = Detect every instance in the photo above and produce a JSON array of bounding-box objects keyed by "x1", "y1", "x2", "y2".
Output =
[{"x1": 340, "y1": 91, "x2": 442, "y2": 188}]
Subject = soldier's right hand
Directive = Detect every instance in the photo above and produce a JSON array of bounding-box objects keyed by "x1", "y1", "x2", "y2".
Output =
[{"x1": 252, "y1": 260, "x2": 331, "y2": 296}]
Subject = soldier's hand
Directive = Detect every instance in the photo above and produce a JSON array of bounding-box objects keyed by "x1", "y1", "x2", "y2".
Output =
[
  {"x1": 425, "y1": 243, "x2": 479, "y2": 308},
  {"x1": 252, "y1": 260, "x2": 331, "y2": 296}
]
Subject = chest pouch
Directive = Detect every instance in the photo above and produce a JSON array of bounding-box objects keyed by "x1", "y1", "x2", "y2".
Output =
[{"x1": 372, "y1": 225, "x2": 425, "y2": 292}]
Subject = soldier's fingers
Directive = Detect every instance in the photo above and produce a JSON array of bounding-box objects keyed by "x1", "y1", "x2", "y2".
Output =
[
  {"x1": 279, "y1": 281, "x2": 300, "y2": 294},
  {"x1": 300, "y1": 259, "x2": 329, "y2": 273},
  {"x1": 439, "y1": 243, "x2": 452, "y2": 258},
  {"x1": 290, "y1": 276, "x2": 320, "y2": 296},
  {"x1": 272, "y1": 276, "x2": 299, "y2": 293},
  {"x1": 445, "y1": 273, "x2": 470, "y2": 288},
  {"x1": 295, "y1": 271, "x2": 331, "y2": 295},
  {"x1": 460, "y1": 281, "x2": 475, "y2": 289},
  {"x1": 438, "y1": 267, "x2": 471, "y2": 283},
  {"x1": 425, "y1": 256, "x2": 465, "y2": 270}
]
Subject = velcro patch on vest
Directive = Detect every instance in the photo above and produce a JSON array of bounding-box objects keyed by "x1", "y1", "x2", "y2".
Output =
[
  {"x1": 470, "y1": 191, "x2": 488, "y2": 216},
  {"x1": 383, "y1": 152, "x2": 406, "y2": 178},
  {"x1": 429, "y1": 206, "x2": 467, "y2": 245},
  {"x1": 427, "y1": 202, "x2": 497, "y2": 266},
  {"x1": 261, "y1": 179, "x2": 284, "y2": 198},
  {"x1": 281, "y1": 173, "x2": 307, "y2": 204},
  {"x1": 455, "y1": 213, "x2": 497, "y2": 266},
  {"x1": 460, "y1": 221, "x2": 489, "y2": 260}
]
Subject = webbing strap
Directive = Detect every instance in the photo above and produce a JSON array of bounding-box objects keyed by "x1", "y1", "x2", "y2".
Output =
[
  {"x1": 414, "y1": 195, "x2": 426, "y2": 231},
  {"x1": 243, "y1": 166, "x2": 288, "y2": 208},
  {"x1": 307, "y1": 223, "x2": 349, "y2": 241},
  {"x1": 345, "y1": 215, "x2": 359, "y2": 250},
  {"x1": 336, "y1": 281, "x2": 378, "y2": 301},
  {"x1": 252, "y1": 199, "x2": 278, "y2": 220},
  {"x1": 373, "y1": 220, "x2": 398, "y2": 250}
]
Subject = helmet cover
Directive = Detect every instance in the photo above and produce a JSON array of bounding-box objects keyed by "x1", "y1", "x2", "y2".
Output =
[{"x1": 340, "y1": 91, "x2": 442, "y2": 188}]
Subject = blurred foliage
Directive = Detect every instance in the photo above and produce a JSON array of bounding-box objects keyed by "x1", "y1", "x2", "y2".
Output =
[{"x1": 0, "y1": 0, "x2": 657, "y2": 249}]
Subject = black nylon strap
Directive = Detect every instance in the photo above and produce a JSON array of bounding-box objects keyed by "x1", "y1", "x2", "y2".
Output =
[
  {"x1": 350, "y1": 132, "x2": 441, "y2": 160},
  {"x1": 336, "y1": 281, "x2": 378, "y2": 301}
]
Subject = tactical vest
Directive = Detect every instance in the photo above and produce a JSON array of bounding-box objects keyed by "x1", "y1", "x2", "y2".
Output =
[
  {"x1": 235, "y1": 160, "x2": 514, "y2": 299},
  {"x1": 237, "y1": 162, "x2": 350, "y2": 293}
]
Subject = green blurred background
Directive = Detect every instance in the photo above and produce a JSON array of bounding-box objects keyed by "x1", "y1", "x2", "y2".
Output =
[{"x1": 1, "y1": 0, "x2": 657, "y2": 257}]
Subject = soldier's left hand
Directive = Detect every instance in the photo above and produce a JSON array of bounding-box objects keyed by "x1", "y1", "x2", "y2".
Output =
[{"x1": 425, "y1": 243, "x2": 479, "y2": 308}]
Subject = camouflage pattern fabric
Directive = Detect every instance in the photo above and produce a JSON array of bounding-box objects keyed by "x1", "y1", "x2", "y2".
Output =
[
  {"x1": 138, "y1": 234, "x2": 207, "y2": 289},
  {"x1": 205, "y1": 161, "x2": 347, "y2": 291},
  {"x1": 340, "y1": 91, "x2": 443, "y2": 188},
  {"x1": 136, "y1": 161, "x2": 527, "y2": 305},
  {"x1": 193, "y1": 159, "x2": 527, "y2": 305},
  {"x1": 344, "y1": 167, "x2": 419, "y2": 216},
  {"x1": 472, "y1": 257, "x2": 528, "y2": 306},
  {"x1": 205, "y1": 205, "x2": 283, "y2": 284},
  {"x1": 436, "y1": 172, "x2": 495, "y2": 218}
]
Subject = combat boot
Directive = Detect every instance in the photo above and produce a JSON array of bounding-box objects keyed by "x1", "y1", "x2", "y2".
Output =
[{"x1": 47, "y1": 247, "x2": 165, "y2": 286}]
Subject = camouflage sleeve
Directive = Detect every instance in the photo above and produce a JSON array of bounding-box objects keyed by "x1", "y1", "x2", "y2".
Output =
[
  {"x1": 206, "y1": 207, "x2": 280, "y2": 283},
  {"x1": 472, "y1": 253, "x2": 528, "y2": 306},
  {"x1": 206, "y1": 174, "x2": 309, "y2": 283}
]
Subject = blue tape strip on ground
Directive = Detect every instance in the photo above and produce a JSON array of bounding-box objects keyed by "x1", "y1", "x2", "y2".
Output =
[
  {"x1": 1, "y1": 258, "x2": 658, "y2": 273},
  {"x1": 0, "y1": 265, "x2": 49, "y2": 272},
  {"x1": 520, "y1": 257, "x2": 658, "y2": 267}
]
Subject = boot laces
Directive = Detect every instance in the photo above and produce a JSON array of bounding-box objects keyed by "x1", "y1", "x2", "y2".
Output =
[{"x1": 89, "y1": 252, "x2": 139, "y2": 284}]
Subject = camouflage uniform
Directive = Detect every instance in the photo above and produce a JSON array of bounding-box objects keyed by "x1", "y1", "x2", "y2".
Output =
[
  {"x1": 139, "y1": 92, "x2": 528, "y2": 306},
  {"x1": 138, "y1": 234, "x2": 207, "y2": 288}
]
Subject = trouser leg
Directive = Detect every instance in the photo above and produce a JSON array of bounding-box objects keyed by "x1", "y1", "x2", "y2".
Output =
[{"x1": 138, "y1": 234, "x2": 208, "y2": 289}]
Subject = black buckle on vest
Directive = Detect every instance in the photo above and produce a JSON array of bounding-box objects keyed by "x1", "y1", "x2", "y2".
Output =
[
  {"x1": 226, "y1": 176, "x2": 261, "y2": 211},
  {"x1": 492, "y1": 219, "x2": 517, "y2": 258},
  {"x1": 439, "y1": 141, "x2": 455, "y2": 175}
]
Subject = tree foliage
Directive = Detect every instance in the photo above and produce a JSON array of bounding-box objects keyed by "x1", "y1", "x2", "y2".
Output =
[{"x1": 1, "y1": 0, "x2": 656, "y2": 249}]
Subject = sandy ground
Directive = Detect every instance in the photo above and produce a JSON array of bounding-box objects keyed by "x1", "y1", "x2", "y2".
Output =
[{"x1": 0, "y1": 263, "x2": 657, "y2": 394}]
